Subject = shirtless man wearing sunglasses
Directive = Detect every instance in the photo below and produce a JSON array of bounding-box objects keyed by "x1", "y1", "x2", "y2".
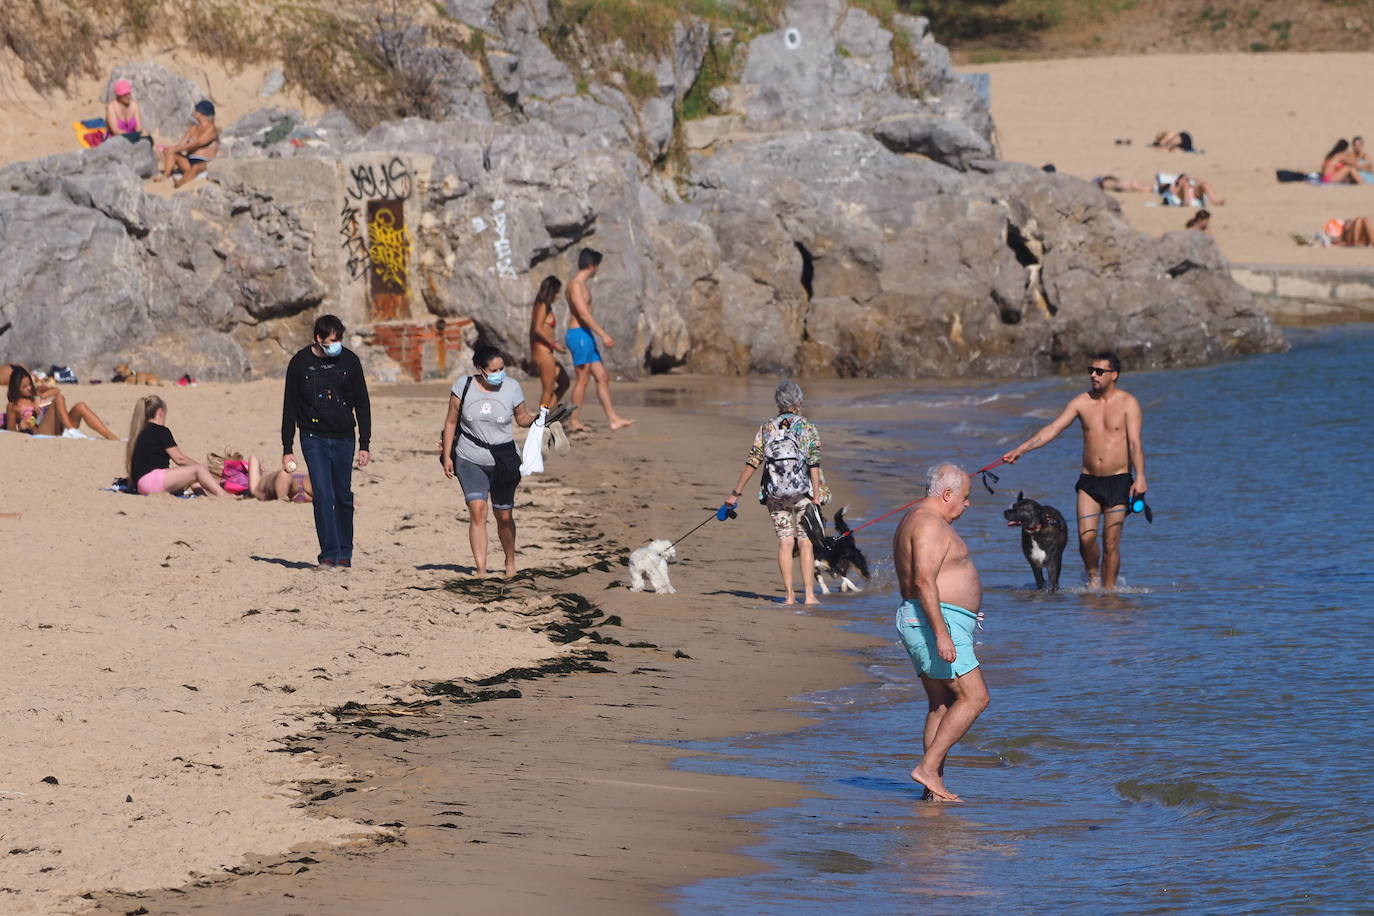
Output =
[{"x1": 1001, "y1": 351, "x2": 1148, "y2": 590}]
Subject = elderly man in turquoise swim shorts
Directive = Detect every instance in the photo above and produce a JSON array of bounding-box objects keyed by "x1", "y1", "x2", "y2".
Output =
[{"x1": 893, "y1": 463, "x2": 990, "y2": 803}]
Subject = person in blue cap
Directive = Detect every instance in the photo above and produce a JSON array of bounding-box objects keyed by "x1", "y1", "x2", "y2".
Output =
[{"x1": 156, "y1": 99, "x2": 219, "y2": 187}]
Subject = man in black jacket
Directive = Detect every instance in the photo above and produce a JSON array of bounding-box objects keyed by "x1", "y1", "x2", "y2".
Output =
[{"x1": 281, "y1": 314, "x2": 372, "y2": 568}]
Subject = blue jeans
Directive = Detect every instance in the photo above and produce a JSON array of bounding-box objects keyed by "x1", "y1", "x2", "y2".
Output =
[{"x1": 300, "y1": 433, "x2": 355, "y2": 564}]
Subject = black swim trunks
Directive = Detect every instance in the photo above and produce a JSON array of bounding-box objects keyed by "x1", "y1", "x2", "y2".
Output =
[{"x1": 1075, "y1": 472, "x2": 1133, "y2": 508}]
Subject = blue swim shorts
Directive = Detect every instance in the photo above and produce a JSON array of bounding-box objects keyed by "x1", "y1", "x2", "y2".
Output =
[
  {"x1": 565, "y1": 327, "x2": 601, "y2": 366},
  {"x1": 895, "y1": 599, "x2": 981, "y2": 680}
]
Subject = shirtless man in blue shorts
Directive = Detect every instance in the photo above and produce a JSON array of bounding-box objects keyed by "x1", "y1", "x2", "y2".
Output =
[
  {"x1": 1001, "y1": 351, "x2": 1148, "y2": 590},
  {"x1": 564, "y1": 248, "x2": 633, "y2": 433},
  {"x1": 894, "y1": 463, "x2": 989, "y2": 802}
]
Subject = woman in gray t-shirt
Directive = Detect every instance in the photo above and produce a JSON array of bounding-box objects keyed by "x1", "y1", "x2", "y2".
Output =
[{"x1": 441, "y1": 345, "x2": 535, "y2": 577}]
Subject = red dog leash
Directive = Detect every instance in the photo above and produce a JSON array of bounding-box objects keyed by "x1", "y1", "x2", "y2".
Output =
[{"x1": 837, "y1": 460, "x2": 1005, "y2": 540}]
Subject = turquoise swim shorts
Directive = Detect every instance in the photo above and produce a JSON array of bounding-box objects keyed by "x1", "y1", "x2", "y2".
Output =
[{"x1": 895, "y1": 599, "x2": 980, "y2": 680}]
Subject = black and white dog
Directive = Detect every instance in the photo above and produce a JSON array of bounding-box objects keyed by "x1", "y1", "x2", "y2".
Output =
[
  {"x1": 1003, "y1": 491, "x2": 1068, "y2": 591},
  {"x1": 799, "y1": 503, "x2": 871, "y2": 594}
]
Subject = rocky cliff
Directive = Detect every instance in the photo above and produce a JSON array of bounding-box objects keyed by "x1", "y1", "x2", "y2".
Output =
[{"x1": 0, "y1": 0, "x2": 1284, "y2": 382}]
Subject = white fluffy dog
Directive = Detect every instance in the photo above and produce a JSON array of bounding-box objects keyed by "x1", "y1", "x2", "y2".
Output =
[{"x1": 627, "y1": 539, "x2": 677, "y2": 594}]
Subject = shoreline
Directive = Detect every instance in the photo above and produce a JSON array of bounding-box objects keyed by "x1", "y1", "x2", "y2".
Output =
[{"x1": 2, "y1": 377, "x2": 888, "y2": 913}]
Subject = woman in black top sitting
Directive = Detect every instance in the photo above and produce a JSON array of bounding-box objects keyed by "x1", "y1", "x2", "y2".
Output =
[{"x1": 126, "y1": 395, "x2": 224, "y2": 496}]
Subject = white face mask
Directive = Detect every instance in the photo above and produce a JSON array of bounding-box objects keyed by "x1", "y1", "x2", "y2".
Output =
[{"x1": 321, "y1": 341, "x2": 343, "y2": 357}]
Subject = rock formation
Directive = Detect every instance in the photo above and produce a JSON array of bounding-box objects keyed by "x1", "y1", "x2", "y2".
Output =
[{"x1": 0, "y1": 0, "x2": 1283, "y2": 382}]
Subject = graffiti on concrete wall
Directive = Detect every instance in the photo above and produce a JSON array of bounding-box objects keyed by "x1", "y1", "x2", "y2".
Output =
[
  {"x1": 367, "y1": 207, "x2": 413, "y2": 293},
  {"x1": 340, "y1": 157, "x2": 413, "y2": 283},
  {"x1": 346, "y1": 157, "x2": 412, "y2": 204}
]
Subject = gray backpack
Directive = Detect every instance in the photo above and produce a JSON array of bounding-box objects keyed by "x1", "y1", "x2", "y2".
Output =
[{"x1": 760, "y1": 416, "x2": 810, "y2": 506}]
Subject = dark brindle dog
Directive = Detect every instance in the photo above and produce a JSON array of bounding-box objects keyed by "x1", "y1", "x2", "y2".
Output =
[{"x1": 1003, "y1": 491, "x2": 1068, "y2": 591}]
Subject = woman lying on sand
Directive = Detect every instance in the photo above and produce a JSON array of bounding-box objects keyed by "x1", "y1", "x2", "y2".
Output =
[
  {"x1": 247, "y1": 455, "x2": 313, "y2": 502},
  {"x1": 126, "y1": 395, "x2": 225, "y2": 496},
  {"x1": 1164, "y1": 173, "x2": 1224, "y2": 207},
  {"x1": 1151, "y1": 130, "x2": 1198, "y2": 153},
  {"x1": 1094, "y1": 175, "x2": 1152, "y2": 193},
  {"x1": 4, "y1": 365, "x2": 119, "y2": 439},
  {"x1": 1324, "y1": 217, "x2": 1374, "y2": 247}
]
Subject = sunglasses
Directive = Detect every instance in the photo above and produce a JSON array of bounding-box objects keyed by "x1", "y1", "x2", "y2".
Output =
[{"x1": 1089, "y1": 367, "x2": 1116, "y2": 376}]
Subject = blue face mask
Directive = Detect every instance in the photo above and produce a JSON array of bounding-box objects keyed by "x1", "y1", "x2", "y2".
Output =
[
  {"x1": 485, "y1": 370, "x2": 506, "y2": 386},
  {"x1": 321, "y1": 340, "x2": 343, "y2": 357}
]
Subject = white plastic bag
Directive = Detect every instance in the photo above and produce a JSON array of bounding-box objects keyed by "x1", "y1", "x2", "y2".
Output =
[{"x1": 520, "y1": 405, "x2": 547, "y2": 475}]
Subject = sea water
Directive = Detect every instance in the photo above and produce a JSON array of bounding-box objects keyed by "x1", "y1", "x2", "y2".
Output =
[{"x1": 673, "y1": 326, "x2": 1374, "y2": 914}]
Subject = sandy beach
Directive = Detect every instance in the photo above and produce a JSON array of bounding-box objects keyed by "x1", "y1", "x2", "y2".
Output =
[
  {"x1": 968, "y1": 52, "x2": 1374, "y2": 266},
  {"x1": 0, "y1": 375, "x2": 885, "y2": 913}
]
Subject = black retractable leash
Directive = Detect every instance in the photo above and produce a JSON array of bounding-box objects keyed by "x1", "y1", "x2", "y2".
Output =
[{"x1": 667, "y1": 503, "x2": 739, "y2": 551}]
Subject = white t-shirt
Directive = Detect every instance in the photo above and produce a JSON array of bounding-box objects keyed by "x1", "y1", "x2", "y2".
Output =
[{"x1": 452, "y1": 376, "x2": 525, "y2": 467}]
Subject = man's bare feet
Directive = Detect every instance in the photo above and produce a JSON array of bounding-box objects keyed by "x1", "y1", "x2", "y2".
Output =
[
  {"x1": 504, "y1": 561, "x2": 517, "y2": 579},
  {"x1": 910, "y1": 767, "x2": 962, "y2": 802},
  {"x1": 568, "y1": 421, "x2": 589, "y2": 433},
  {"x1": 609, "y1": 417, "x2": 635, "y2": 430}
]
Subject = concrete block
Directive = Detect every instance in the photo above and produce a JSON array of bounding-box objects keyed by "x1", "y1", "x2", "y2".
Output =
[
  {"x1": 1274, "y1": 276, "x2": 1331, "y2": 300},
  {"x1": 1228, "y1": 268, "x2": 1274, "y2": 295},
  {"x1": 1332, "y1": 281, "x2": 1374, "y2": 301}
]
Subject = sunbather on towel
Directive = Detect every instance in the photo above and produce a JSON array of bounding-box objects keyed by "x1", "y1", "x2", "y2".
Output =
[
  {"x1": 156, "y1": 100, "x2": 219, "y2": 188},
  {"x1": 5, "y1": 365, "x2": 119, "y2": 439},
  {"x1": 1319, "y1": 138, "x2": 1363, "y2": 185},
  {"x1": 1094, "y1": 175, "x2": 1152, "y2": 193},
  {"x1": 1151, "y1": 130, "x2": 1198, "y2": 153},
  {"x1": 126, "y1": 395, "x2": 225, "y2": 495},
  {"x1": 1323, "y1": 217, "x2": 1374, "y2": 247},
  {"x1": 1343, "y1": 136, "x2": 1374, "y2": 184},
  {"x1": 1163, "y1": 173, "x2": 1224, "y2": 207},
  {"x1": 104, "y1": 79, "x2": 146, "y2": 143},
  {"x1": 247, "y1": 455, "x2": 313, "y2": 502}
]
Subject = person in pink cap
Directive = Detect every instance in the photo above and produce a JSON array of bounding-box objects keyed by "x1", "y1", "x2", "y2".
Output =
[{"x1": 105, "y1": 78, "x2": 145, "y2": 143}]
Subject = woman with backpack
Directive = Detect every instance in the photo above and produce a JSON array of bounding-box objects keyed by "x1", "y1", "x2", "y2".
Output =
[
  {"x1": 441, "y1": 345, "x2": 536, "y2": 578},
  {"x1": 723, "y1": 380, "x2": 827, "y2": 606}
]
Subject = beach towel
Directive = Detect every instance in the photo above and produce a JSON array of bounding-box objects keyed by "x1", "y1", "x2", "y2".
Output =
[
  {"x1": 73, "y1": 117, "x2": 108, "y2": 149},
  {"x1": 254, "y1": 116, "x2": 295, "y2": 148}
]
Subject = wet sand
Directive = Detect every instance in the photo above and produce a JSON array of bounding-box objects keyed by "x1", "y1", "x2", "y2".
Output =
[{"x1": 0, "y1": 376, "x2": 886, "y2": 913}]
